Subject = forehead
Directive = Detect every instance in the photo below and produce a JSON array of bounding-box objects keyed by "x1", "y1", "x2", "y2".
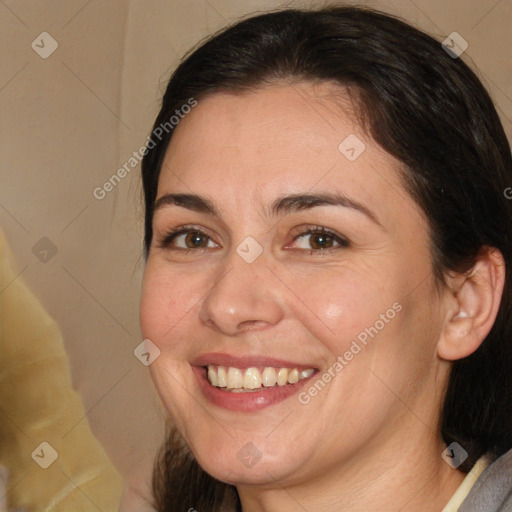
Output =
[
  {"x1": 161, "y1": 82, "x2": 362, "y2": 172},
  {"x1": 157, "y1": 82, "x2": 414, "y2": 225}
]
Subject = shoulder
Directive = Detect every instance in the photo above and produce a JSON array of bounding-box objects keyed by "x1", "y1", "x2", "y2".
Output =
[{"x1": 460, "y1": 448, "x2": 512, "y2": 511}]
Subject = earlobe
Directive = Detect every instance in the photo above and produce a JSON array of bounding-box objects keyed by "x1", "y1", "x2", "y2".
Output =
[{"x1": 437, "y1": 247, "x2": 506, "y2": 361}]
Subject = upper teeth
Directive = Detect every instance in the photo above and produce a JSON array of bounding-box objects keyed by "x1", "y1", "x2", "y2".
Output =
[{"x1": 207, "y1": 365, "x2": 315, "y2": 391}]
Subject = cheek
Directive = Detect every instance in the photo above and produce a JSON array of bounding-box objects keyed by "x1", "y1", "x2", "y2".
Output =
[
  {"x1": 139, "y1": 262, "x2": 203, "y2": 346},
  {"x1": 284, "y1": 266, "x2": 397, "y2": 356}
]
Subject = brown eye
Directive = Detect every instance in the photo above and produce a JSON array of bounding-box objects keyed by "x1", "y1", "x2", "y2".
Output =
[
  {"x1": 290, "y1": 227, "x2": 349, "y2": 253},
  {"x1": 309, "y1": 232, "x2": 335, "y2": 249},
  {"x1": 159, "y1": 227, "x2": 218, "y2": 251},
  {"x1": 183, "y1": 231, "x2": 209, "y2": 248}
]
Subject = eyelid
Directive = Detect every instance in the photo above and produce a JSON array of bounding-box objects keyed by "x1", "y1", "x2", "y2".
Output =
[
  {"x1": 287, "y1": 225, "x2": 350, "y2": 250},
  {"x1": 157, "y1": 224, "x2": 219, "y2": 250},
  {"x1": 156, "y1": 223, "x2": 350, "y2": 254}
]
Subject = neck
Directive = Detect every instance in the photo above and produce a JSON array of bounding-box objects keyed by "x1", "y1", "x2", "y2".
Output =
[{"x1": 236, "y1": 433, "x2": 466, "y2": 512}]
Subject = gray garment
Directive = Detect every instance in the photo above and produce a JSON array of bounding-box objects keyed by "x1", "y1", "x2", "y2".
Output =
[{"x1": 459, "y1": 449, "x2": 512, "y2": 511}]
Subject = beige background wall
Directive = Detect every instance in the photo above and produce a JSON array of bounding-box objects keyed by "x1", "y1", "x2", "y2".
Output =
[{"x1": 1, "y1": 0, "x2": 511, "y2": 510}]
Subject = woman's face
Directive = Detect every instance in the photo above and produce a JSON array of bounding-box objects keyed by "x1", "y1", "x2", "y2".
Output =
[{"x1": 140, "y1": 82, "x2": 450, "y2": 487}]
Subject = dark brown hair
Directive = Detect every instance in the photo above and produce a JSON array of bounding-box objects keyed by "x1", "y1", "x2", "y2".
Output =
[{"x1": 141, "y1": 5, "x2": 512, "y2": 510}]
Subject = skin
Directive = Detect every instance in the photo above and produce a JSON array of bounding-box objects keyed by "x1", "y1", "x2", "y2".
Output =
[{"x1": 139, "y1": 82, "x2": 505, "y2": 511}]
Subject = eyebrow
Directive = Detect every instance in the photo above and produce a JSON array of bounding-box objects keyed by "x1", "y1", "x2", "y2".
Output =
[{"x1": 154, "y1": 192, "x2": 384, "y2": 229}]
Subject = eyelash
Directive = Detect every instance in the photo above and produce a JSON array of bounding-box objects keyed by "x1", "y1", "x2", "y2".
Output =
[{"x1": 157, "y1": 224, "x2": 350, "y2": 256}]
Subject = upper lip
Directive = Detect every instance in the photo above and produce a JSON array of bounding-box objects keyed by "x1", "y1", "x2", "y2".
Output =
[{"x1": 191, "y1": 352, "x2": 318, "y2": 370}]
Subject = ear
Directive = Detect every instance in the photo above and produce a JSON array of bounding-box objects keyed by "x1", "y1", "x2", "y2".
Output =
[{"x1": 437, "y1": 246, "x2": 506, "y2": 361}]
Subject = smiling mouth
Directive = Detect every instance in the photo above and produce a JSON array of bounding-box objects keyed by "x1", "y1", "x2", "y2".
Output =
[{"x1": 205, "y1": 365, "x2": 316, "y2": 392}]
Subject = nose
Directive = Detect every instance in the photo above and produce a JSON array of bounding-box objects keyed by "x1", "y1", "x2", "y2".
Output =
[{"x1": 198, "y1": 245, "x2": 284, "y2": 335}]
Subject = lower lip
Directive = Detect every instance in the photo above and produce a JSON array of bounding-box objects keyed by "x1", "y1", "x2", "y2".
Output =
[{"x1": 192, "y1": 366, "x2": 316, "y2": 412}]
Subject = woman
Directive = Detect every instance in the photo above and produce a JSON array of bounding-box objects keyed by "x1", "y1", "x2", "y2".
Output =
[{"x1": 139, "y1": 5, "x2": 512, "y2": 511}]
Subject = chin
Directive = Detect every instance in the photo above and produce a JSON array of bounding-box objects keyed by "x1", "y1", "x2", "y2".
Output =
[
  {"x1": 200, "y1": 456, "x2": 295, "y2": 487},
  {"x1": 190, "y1": 435, "x2": 308, "y2": 487}
]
